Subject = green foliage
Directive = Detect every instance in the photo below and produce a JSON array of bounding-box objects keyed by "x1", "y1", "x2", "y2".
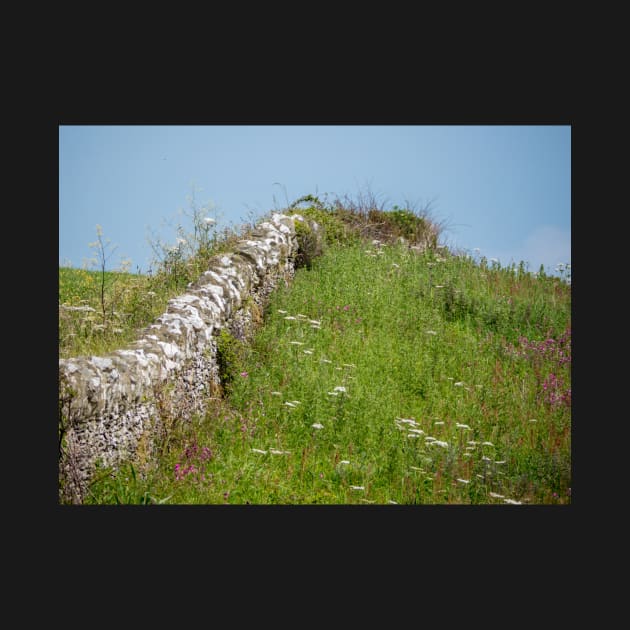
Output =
[
  {"x1": 215, "y1": 328, "x2": 249, "y2": 394},
  {"x1": 289, "y1": 195, "x2": 354, "y2": 247},
  {"x1": 371, "y1": 205, "x2": 436, "y2": 245},
  {"x1": 84, "y1": 463, "x2": 155, "y2": 505},
  {"x1": 292, "y1": 219, "x2": 324, "y2": 269}
]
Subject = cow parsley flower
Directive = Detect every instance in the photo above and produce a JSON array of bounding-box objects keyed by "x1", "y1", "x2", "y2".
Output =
[{"x1": 431, "y1": 440, "x2": 449, "y2": 448}]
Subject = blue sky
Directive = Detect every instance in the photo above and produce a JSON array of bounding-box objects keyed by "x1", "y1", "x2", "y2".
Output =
[{"x1": 59, "y1": 125, "x2": 571, "y2": 276}]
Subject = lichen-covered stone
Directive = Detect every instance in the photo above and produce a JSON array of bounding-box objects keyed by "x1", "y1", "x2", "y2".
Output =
[{"x1": 59, "y1": 213, "x2": 313, "y2": 504}]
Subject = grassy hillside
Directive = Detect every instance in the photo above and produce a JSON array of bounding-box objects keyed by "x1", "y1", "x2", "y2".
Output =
[{"x1": 72, "y1": 195, "x2": 571, "y2": 505}]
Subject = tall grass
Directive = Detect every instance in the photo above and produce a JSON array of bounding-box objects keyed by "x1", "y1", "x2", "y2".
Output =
[{"x1": 82, "y1": 213, "x2": 570, "y2": 504}]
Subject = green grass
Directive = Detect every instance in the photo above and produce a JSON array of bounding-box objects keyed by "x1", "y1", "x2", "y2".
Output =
[
  {"x1": 83, "y1": 236, "x2": 571, "y2": 505},
  {"x1": 59, "y1": 266, "x2": 169, "y2": 359}
]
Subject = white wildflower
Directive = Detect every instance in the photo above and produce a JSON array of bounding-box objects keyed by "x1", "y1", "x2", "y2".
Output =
[
  {"x1": 303, "y1": 350, "x2": 314, "y2": 355},
  {"x1": 406, "y1": 433, "x2": 421, "y2": 438},
  {"x1": 342, "y1": 363, "x2": 356, "y2": 368},
  {"x1": 251, "y1": 448, "x2": 267, "y2": 454},
  {"x1": 349, "y1": 485, "x2": 365, "y2": 491},
  {"x1": 289, "y1": 341, "x2": 304, "y2": 345},
  {"x1": 284, "y1": 316, "x2": 297, "y2": 320},
  {"x1": 269, "y1": 449, "x2": 290, "y2": 455},
  {"x1": 504, "y1": 498, "x2": 522, "y2": 505},
  {"x1": 333, "y1": 386, "x2": 347, "y2": 393},
  {"x1": 494, "y1": 460, "x2": 506, "y2": 465},
  {"x1": 454, "y1": 381, "x2": 464, "y2": 387},
  {"x1": 482, "y1": 441, "x2": 494, "y2": 446},
  {"x1": 409, "y1": 466, "x2": 424, "y2": 471},
  {"x1": 392, "y1": 263, "x2": 400, "y2": 268},
  {"x1": 481, "y1": 456, "x2": 492, "y2": 462},
  {"x1": 431, "y1": 440, "x2": 449, "y2": 448},
  {"x1": 308, "y1": 319, "x2": 321, "y2": 325},
  {"x1": 203, "y1": 217, "x2": 216, "y2": 225},
  {"x1": 468, "y1": 441, "x2": 478, "y2": 445},
  {"x1": 407, "y1": 429, "x2": 425, "y2": 435},
  {"x1": 327, "y1": 391, "x2": 339, "y2": 396},
  {"x1": 312, "y1": 423, "x2": 324, "y2": 429},
  {"x1": 176, "y1": 237, "x2": 187, "y2": 245},
  {"x1": 434, "y1": 285, "x2": 444, "y2": 288},
  {"x1": 147, "y1": 291, "x2": 156, "y2": 297},
  {"x1": 456, "y1": 423, "x2": 471, "y2": 430},
  {"x1": 311, "y1": 324, "x2": 322, "y2": 329},
  {"x1": 320, "y1": 359, "x2": 332, "y2": 364},
  {"x1": 447, "y1": 377, "x2": 454, "y2": 381},
  {"x1": 277, "y1": 310, "x2": 288, "y2": 314},
  {"x1": 290, "y1": 400, "x2": 301, "y2": 405},
  {"x1": 463, "y1": 452, "x2": 472, "y2": 457},
  {"x1": 284, "y1": 402, "x2": 298, "y2": 408},
  {"x1": 425, "y1": 330, "x2": 437, "y2": 335},
  {"x1": 270, "y1": 391, "x2": 282, "y2": 396},
  {"x1": 489, "y1": 492, "x2": 504, "y2": 499},
  {"x1": 339, "y1": 460, "x2": 350, "y2": 465},
  {"x1": 434, "y1": 421, "x2": 445, "y2": 426},
  {"x1": 387, "y1": 500, "x2": 399, "y2": 504},
  {"x1": 395, "y1": 418, "x2": 419, "y2": 426},
  {"x1": 425, "y1": 436, "x2": 436, "y2": 442},
  {"x1": 529, "y1": 419, "x2": 537, "y2": 423},
  {"x1": 456, "y1": 478, "x2": 470, "y2": 484}
]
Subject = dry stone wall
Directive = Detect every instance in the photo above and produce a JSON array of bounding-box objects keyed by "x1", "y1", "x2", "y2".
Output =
[{"x1": 59, "y1": 213, "x2": 317, "y2": 503}]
